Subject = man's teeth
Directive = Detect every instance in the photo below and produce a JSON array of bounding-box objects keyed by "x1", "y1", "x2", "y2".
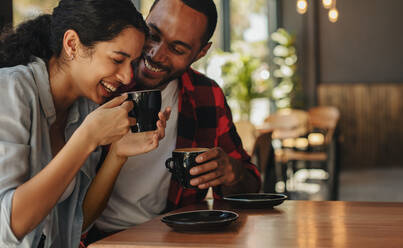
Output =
[
  {"x1": 145, "y1": 59, "x2": 163, "y2": 72},
  {"x1": 101, "y1": 81, "x2": 117, "y2": 93}
]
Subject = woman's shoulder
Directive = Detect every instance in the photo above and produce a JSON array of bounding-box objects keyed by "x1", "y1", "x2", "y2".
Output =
[
  {"x1": 0, "y1": 63, "x2": 35, "y2": 87},
  {"x1": 0, "y1": 58, "x2": 46, "y2": 94}
]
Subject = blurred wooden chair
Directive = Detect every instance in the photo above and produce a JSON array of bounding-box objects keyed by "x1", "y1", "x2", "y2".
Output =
[
  {"x1": 264, "y1": 109, "x2": 309, "y2": 194},
  {"x1": 234, "y1": 120, "x2": 257, "y2": 156},
  {"x1": 308, "y1": 106, "x2": 340, "y2": 144},
  {"x1": 252, "y1": 131, "x2": 275, "y2": 193},
  {"x1": 306, "y1": 106, "x2": 340, "y2": 199},
  {"x1": 276, "y1": 106, "x2": 340, "y2": 199}
]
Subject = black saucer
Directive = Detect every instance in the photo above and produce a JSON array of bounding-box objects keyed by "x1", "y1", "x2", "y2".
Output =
[
  {"x1": 223, "y1": 193, "x2": 287, "y2": 208},
  {"x1": 161, "y1": 210, "x2": 238, "y2": 232}
]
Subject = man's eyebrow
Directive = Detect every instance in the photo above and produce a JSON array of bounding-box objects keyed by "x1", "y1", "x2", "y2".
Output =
[
  {"x1": 172, "y1": 40, "x2": 192, "y2": 50},
  {"x1": 113, "y1": 51, "x2": 131, "y2": 58},
  {"x1": 148, "y1": 23, "x2": 192, "y2": 51}
]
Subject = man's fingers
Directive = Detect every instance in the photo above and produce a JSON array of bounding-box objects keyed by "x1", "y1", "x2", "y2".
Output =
[
  {"x1": 195, "y1": 148, "x2": 219, "y2": 163},
  {"x1": 100, "y1": 94, "x2": 128, "y2": 109},
  {"x1": 198, "y1": 177, "x2": 224, "y2": 189},
  {"x1": 190, "y1": 170, "x2": 223, "y2": 185},
  {"x1": 190, "y1": 161, "x2": 219, "y2": 175},
  {"x1": 191, "y1": 175, "x2": 225, "y2": 189}
]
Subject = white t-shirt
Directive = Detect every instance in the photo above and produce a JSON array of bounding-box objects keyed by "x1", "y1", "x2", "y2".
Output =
[{"x1": 95, "y1": 80, "x2": 179, "y2": 232}]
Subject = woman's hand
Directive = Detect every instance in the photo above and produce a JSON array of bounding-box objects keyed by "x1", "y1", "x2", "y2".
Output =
[
  {"x1": 110, "y1": 107, "x2": 171, "y2": 158},
  {"x1": 79, "y1": 94, "x2": 136, "y2": 147}
]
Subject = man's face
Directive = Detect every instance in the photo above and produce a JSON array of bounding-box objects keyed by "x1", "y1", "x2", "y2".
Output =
[{"x1": 135, "y1": 0, "x2": 211, "y2": 89}]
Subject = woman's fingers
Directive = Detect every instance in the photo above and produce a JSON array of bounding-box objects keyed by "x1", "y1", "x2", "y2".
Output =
[
  {"x1": 129, "y1": 117, "x2": 137, "y2": 126},
  {"x1": 120, "y1": 100, "x2": 134, "y2": 112},
  {"x1": 156, "y1": 121, "x2": 165, "y2": 139},
  {"x1": 99, "y1": 94, "x2": 128, "y2": 109}
]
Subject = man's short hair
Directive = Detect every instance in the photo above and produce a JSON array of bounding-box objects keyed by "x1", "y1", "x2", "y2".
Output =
[{"x1": 150, "y1": 0, "x2": 218, "y2": 45}]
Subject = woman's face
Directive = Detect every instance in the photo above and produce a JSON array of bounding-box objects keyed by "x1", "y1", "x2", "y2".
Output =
[{"x1": 71, "y1": 27, "x2": 145, "y2": 104}]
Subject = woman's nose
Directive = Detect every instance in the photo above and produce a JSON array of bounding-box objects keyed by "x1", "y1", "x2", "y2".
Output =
[{"x1": 117, "y1": 63, "x2": 133, "y2": 85}]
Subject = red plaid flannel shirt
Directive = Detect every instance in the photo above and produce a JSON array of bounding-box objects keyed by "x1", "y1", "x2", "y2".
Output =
[{"x1": 164, "y1": 68, "x2": 261, "y2": 212}]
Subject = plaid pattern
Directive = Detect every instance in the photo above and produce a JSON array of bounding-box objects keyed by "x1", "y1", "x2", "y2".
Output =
[{"x1": 164, "y1": 68, "x2": 261, "y2": 212}]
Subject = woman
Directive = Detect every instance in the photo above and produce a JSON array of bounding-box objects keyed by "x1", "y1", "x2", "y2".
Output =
[{"x1": 0, "y1": 0, "x2": 168, "y2": 247}]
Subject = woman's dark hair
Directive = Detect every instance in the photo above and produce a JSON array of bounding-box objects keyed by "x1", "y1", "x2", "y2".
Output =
[{"x1": 0, "y1": 0, "x2": 148, "y2": 68}]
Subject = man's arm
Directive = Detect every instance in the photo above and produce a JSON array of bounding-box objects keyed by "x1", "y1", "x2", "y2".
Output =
[{"x1": 220, "y1": 157, "x2": 260, "y2": 195}]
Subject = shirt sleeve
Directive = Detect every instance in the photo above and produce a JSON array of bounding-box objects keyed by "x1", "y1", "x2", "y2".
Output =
[
  {"x1": 0, "y1": 71, "x2": 40, "y2": 246},
  {"x1": 214, "y1": 87, "x2": 261, "y2": 195}
]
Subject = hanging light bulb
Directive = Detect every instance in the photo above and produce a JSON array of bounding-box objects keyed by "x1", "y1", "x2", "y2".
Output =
[
  {"x1": 328, "y1": 8, "x2": 339, "y2": 23},
  {"x1": 322, "y1": 0, "x2": 332, "y2": 9},
  {"x1": 296, "y1": 0, "x2": 308, "y2": 14}
]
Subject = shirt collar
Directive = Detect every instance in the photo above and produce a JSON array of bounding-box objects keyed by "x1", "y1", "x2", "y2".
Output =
[{"x1": 29, "y1": 57, "x2": 57, "y2": 126}]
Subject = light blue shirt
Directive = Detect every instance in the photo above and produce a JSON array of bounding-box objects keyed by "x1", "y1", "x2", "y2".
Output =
[{"x1": 0, "y1": 58, "x2": 101, "y2": 248}]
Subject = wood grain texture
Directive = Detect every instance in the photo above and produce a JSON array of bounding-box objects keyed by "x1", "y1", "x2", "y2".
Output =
[
  {"x1": 318, "y1": 83, "x2": 403, "y2": 169},
  {"x1": 89, "y1": 200, "x2": 403, "y2": 248}
]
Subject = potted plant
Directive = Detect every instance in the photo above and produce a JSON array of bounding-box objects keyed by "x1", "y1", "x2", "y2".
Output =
[{"x1": 219, "y1": 42, "x2": 273, "y2": 121}]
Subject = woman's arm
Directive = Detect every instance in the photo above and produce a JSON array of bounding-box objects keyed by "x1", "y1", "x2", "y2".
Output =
[
  {"x1": 82, "y1": 108, "x2": 171, "y2": 231},
  {"x1": 11, "y1": 126, "x2": 96, "y2": 239},
  {"x1": 81, "y1": 146, "x2": 127, "y2": 231},
  {"x1": 10, "y1": 95, "x2": 133, "y2": 239}
]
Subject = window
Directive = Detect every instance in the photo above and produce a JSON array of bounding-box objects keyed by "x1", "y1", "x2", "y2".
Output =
[
  {"x1": 230, "y1": 0, "x2": 269, "y2": 61},
  {"x1": 138, "y1": 0, "x2": 154, "y2": 16},
  {"x1": 13, "y1": 0, "x2": 58, "y2": 26}
]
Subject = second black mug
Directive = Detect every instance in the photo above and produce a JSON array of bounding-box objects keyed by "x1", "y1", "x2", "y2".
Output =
[{"x1": 165, "y1": 148, "x2": 210, "y2": 189}]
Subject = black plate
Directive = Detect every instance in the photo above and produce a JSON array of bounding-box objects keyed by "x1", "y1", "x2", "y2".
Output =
[
  {"x1": 161, "y1": 210, "x2": 238, "y2": 232},
  {"x1": 223, "y1": 193, "x2": 287, "y2": 208}
]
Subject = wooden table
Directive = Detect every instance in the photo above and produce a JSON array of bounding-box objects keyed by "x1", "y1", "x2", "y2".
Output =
[{"x1": 89, "y1": 200, "x2": 403, "y2": 248}]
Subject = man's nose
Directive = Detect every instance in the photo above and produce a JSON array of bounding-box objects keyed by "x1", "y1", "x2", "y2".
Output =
[
  {"x1": 147, "y1": 42, "x2": 167, "y2": 64},
  {"x1": 117, "y1": 63, "x2": 133, "y2": 85}
]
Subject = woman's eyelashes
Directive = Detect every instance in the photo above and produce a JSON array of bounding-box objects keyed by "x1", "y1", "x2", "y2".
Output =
[{"x1": 113, "y1": 58, "x2": 124, "y2": 64}]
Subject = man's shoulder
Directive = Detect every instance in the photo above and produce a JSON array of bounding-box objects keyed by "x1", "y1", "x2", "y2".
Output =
[
  {"x1": 182, "y1": 68, "x2": 221, "y2": 88},
  {"x1": 180, "y1": 68, "x2": 227, "y2": 108}
]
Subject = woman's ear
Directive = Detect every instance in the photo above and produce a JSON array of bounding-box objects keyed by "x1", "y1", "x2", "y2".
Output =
[{"x1": 62, "y1": 29, "x2": 81, "y2": 60}]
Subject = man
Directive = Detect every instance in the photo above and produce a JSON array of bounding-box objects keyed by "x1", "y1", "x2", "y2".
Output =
[{"x1": 86, "y1": 0, "x2": 261, "y2": 242}]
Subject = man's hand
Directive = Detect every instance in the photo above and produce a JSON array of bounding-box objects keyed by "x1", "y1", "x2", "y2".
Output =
[
  {"x1": 188, "y1": 147, "x2": 260, "y2": 194},
  {"x1": 189, "y1": 147, "x2": 243, "y2": 189}
]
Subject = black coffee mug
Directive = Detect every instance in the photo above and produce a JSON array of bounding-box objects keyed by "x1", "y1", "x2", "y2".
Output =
[
  {"x1": 126, "y1": 89, "x2": 161, "y2": 132},
  {"x1": 165, "y1": 148, "x2": 210, "y2": 189}
]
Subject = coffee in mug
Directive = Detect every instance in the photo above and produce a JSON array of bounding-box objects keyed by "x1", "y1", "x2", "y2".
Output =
[
  {"x1": 165, "y1": 148, "x2": 210, "y2": 189},
  {"x1": 126, "y1": 89, "x2": 161, "y2": 132}
]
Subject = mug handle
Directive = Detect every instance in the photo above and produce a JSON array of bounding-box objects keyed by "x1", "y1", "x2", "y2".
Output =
[{"x1": 165, "y1": 158, "x2": 175, "y2": 173}]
